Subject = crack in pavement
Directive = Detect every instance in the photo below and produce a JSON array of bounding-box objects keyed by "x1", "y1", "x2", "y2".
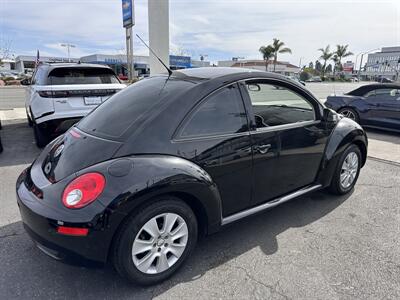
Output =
[
  {"x1": 230, "y1": 264, "x2": 291, "y2": 300},
  {"x1": 0, "y1": 232, "x2": 23, "y2": 239}
]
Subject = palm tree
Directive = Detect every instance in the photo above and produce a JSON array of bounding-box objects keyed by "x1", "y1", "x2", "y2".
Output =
[
  {"x1": 259, "y1": 45, "x2": 274, "y2": 71},
  {"x1": 331, "y1": 54, "x2": 339, "y2": 77},
  {"x1": 270, "y1": 38, "x2": 292, "y2": 72},
  {"x1": 335, "y1": 44, "x2": 353, "y2": 71},
  {"x1": 318, "y1": 45, "x2": 333, "y2": 78}
]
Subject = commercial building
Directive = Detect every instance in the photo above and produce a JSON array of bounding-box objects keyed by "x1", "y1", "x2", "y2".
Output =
[
  {"x1": 0, "y1": 59, "x2": 16, "y2": 71},
  {"x1": 15, "y1": 55, "x2": 79, "y2": 74},
  {"x1": 362, "y1": 46, "x2": 400, "y2": 81},
  {"x1": 14, "y1": 53, "x2": 209, "y2": 76},
  {"x1": 218, "y1": 59, "x2": 300, "y2": 76}
]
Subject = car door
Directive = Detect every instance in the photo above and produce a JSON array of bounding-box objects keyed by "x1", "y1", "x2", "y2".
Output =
[
  {"x1": 173, "y1": 83, "x2": 253, "y2": 217},
  {"x1": 364, "y1": 88, "x2": 400, "y2": 130},
  {"x1": 241, "y1": 80, "x2": 329, "y2": 205}
]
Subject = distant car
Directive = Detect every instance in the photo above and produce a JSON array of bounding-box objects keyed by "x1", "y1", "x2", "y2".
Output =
[
  {"x1": 17, "y1": 67, "x2": 368, "y2": 285},
  {"x1": 21, "y1": 63, "x2": 126, "y2": 147},
  {"x1": 325, "y1": 83, "x2": 400, "y2": 132},
  {"x1": 306, "y1": 76, "x2": 322, "y2": 82},
  {"x1": 378, "y1": 77, "x2": 394, "y2": 83},
  {"x1": 287, "y1": 75, "x2": 306, "y2": 86}
]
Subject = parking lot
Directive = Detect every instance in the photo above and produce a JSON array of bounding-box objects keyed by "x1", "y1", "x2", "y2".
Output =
[{"x1": 1, "y1": 84, "x2": 399, "y2": 299}]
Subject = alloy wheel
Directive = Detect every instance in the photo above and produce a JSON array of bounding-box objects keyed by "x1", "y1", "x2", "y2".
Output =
[
  {"x1": 340, "y1": 152, "x2": 359, "y2": 189},
  {"x1": 340, "y1": 109, "x2": 356, "y2": 121},
  {"x1": 131, "y1": 213, "x2": 188, "y2": 274}
]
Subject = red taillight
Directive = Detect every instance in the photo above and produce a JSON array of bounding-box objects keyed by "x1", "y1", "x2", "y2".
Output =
[
  {"x1": 38, "y1": 90, "x2": 53, "y2": 98},
  {"x1": 57, "y1": 226, "x2": 89, "y2": 236},
  {"x1": 62, "y1": 173, "x2": 105, "y2": 209}
]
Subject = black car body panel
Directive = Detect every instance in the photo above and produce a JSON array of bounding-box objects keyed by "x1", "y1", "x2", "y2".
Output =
[
  {"x1": 16, "y1": 68, "x2": 368, "y2": 265},
  {"x1": 325, "y1": 83, "x2": 400, "y2": 132}
]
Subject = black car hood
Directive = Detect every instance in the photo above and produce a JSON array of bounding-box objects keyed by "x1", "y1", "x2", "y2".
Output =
[{"x1": 41, "y1": 127, "x2": 122, "y2": 182}]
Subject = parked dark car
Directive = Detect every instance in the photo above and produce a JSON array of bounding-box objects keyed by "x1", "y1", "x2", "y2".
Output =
[
  {"x1": 16, "y1": 68, "x2": 367, "y2": 285},
  {"x1": 325, "y1": 83, "x2": 400, "y2": 132}
]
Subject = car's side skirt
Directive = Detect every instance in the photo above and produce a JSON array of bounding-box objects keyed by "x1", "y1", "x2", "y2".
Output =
[{"x1": 221, "y1": 184, "x2": 322, "y2": 226}]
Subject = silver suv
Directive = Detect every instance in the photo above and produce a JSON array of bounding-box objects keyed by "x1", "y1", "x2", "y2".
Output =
[{"x1": 22, "y1": 63, "x2": 126, "y2": 147}]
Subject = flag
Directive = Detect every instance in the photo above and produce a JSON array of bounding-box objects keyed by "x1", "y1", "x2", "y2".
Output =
[{"x1": 35, "y1": 50, "x2": 40, "y2": 67}]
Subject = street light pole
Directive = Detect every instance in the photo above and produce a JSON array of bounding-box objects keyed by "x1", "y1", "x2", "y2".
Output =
[
  {"x1": 357, "y1": 48, "x2": 380, "y2": 80},
  {"x1": 60, "y1": 43, "x2": 76, "y2": 62}
]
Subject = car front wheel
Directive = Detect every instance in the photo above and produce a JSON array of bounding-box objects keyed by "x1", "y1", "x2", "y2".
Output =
[
  {"x1": 112, "y1": 197, "x2": 198, "y2": 285},
  {"x1": 329, "y1": 144, "x2": 361, "y2": 195}
]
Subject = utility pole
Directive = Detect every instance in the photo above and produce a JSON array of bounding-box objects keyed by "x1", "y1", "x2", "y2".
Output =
[{"x1": 60, "y1": 43, "x2": 76, "y2": 62}]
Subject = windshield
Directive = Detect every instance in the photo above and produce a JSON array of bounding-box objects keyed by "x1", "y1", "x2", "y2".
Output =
[
  {"x1": 78, "y1": 76, "x2": 193, "y2": 140},
  {"x1": 49, "y1": 67, "x2": 120, "y2": 85}
]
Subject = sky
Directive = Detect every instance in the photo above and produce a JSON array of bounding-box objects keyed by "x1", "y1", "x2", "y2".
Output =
[{"x1": 0, "y1": 0, "x2": 399, "y2": 66}]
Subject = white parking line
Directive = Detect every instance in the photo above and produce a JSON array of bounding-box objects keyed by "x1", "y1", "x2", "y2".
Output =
[{"x1": 0, "y1": 108, "x2": 26, "y2": 120}]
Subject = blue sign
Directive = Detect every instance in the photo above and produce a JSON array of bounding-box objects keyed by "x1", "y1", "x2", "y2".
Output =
[
  {"x1": 122, "y1": 0, "x2": 134, "y2": 28},
  {"x1": 170, "y1": 55, "x2": 191, "y2": 68}
]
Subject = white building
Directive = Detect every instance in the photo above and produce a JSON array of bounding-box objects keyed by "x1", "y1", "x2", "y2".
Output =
[
  {"x1": 363, "y1": 46, "x2": 400, "y2": 80},
  {"x1": 218, "y1": 59, "x2": 300, "y2": 76},
  {"x1": 0, "y1": 59, "x2": 16, "y2": 71},
  {"x1": 15, "y1": 53, "x2": 207, "y2": 77}
]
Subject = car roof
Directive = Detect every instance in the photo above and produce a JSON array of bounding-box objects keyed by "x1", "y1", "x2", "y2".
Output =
[
  {"x1": 173, "y1": 67, "x2": 284, "y2": 81},
  {"x1": 347, "y1": 83, "x2": 400, "y2": 96}
]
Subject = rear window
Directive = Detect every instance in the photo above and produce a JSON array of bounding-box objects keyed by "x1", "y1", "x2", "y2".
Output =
[
  {"x1": 49, "y1": 67, "x2": 120, "y2": 85},
  {"x1": 78, "y1": 77, "x2": 193, "y2": 139}
]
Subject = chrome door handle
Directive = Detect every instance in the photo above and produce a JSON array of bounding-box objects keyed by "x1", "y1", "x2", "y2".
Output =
[{"x1": 256, "y1": 144, "x2": 271, "y2": 154}]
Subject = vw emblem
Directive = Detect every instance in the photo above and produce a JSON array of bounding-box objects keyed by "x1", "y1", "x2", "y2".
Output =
[
  {"x1": 54, "y1": 144, "x2": 64, "y2": 157},
  {"x1": 44, "y1": 162, "x2": 52, "y2": 174}
]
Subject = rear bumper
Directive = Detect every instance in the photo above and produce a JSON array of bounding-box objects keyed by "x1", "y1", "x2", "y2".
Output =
[{"x1": 16, "y1": 171, "x2": 111, "y2": 265}]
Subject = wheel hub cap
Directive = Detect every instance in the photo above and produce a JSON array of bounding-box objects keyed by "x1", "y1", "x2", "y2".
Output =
[
  {"x1": 340, "y1": 152, "x2": 359, "y2": 188},
  {"x1": 131, "y1": 213, "x2": 188, "y2": 274}
]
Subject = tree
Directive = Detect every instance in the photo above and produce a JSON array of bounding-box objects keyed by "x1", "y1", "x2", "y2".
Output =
[
  {"x1": 325, "y1": 64, "x2": 333, "y2": 74},
  {"x1": 308, "y1": 61, "x2": 314, "y2": 69},
  {"x1": 331, "y1": 54, "x2": 339, "y2": 77},
  {"x1": 259, "y1": 45, "x2": 274, "y2": 71},
  {"x1": 318, "y1": 45, "x2": 333, "y2": 78},
  {"x1": 315, "y1": 60, "x2": 322, "y2": 74},
  {"x1": 335, "y1": 44, "x2": 353, "y2": 71},
  {"x1": 269, "y1": 38, "x2": 292, "y2": 72}
]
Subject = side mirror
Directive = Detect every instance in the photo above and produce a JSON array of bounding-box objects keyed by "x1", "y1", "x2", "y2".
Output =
[
  {"x1": 323, "y1": 108, "x2": 339, "y2": 122},
  {"x1": 247, "y1": 84, "x2": 261, "y2": 92},
  {"x1": 20, "y1": 78, "x2": 31, "y2": 86}
]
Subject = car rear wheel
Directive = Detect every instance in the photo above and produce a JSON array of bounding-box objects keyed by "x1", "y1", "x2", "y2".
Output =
[
  {"x1": 112, "y1": 197, "x2": 198, "y2": 285},
  {"x1": 33, "y1": 123, "x2": 49, "y2": 148},
  {"x1": 338, "y1": 108, "x2": 359, "y2": 123},
  {"x1": 329, "y1": 144, "x2": 361, "y2": 195}
]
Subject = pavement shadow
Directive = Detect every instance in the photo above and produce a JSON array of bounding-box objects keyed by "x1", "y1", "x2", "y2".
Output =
[
  {"x1": 0, "y1": 190, "x2": 351, "y2": 299},
  {"x1": 365, "y1": 128, "x2": 399, "y2": 145},
  {"x1": 0, "y1": 120, "x2": 40, "y2": 167}
]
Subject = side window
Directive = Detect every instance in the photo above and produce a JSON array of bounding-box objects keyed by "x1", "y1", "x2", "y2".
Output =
[
  {"x1": 179, "y1": 85, "x2": 248, "y2": 138},
  {"x1": 246, "y1": 82, "x2": 315, "y2": 128},
  {"x1": 365, "y1": 89, "x2": 393, "y2": 98}
]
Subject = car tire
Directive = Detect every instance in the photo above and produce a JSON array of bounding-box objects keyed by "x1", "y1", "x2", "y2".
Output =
[
  {"x1": 112, "y1": 197, "x2": 198, "y2": 285},
  {"x1": 33, "y1": 123, "x2": 49, "y2": 148},
  {"x1": 338, "y1": 108, "x2": 359, "y2": 123},
  {"x1": 27, "y1": 111, "x2": 33, "y2": 127},
  {"x1": 328, "y1": 144, "x2": 362, "y2": 195}
]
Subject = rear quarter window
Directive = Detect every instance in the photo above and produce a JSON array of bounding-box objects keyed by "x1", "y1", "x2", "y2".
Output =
[{"x1": 78, "y1": 77, "x2": 194, "y2": 139}]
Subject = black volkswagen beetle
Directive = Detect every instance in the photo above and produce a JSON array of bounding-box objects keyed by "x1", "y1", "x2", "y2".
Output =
[
  {"x1": 325, "y1": 83, "x2": 400, "y2": 132},
  {"x1": 17, "y1": 68, "x2": 368, "y2": 285}
]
